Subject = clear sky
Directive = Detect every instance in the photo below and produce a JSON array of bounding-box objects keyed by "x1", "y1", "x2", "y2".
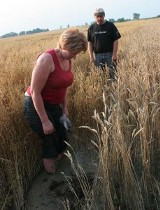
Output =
[{"x1": 0, "y1": 0, "x2": 159, "y2": 36}]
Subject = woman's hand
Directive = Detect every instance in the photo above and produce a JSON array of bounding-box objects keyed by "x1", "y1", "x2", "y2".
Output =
[{"x1": 42, "y1": 120, "x2": 54, "y2": 135}]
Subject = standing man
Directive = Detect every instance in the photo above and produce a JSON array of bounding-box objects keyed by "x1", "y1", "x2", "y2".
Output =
[{"x1": 87, "y1": 8, "x2": 121, "y2": 80}]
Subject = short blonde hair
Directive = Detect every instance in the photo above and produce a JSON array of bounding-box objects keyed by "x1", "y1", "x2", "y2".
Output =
[{"x1": 58, "y1": 28, "x2": 87, "y2": 54}]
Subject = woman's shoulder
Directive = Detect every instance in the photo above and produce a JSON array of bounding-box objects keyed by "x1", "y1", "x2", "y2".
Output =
[
  {"x1": 37, "y1": 52, "x2": 53, "y2": 64},
  {"x1": 36, "y1": 52, "x2": 55, "y2": 73}
]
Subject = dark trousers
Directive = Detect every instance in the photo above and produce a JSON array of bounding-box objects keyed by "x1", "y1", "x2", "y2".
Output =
[
  {"x1": 23, "y1": 96, "x2": 67, "y2": 158},
  {"x1": 95, "y1": 52, "x2": 117, "y2": 80}
]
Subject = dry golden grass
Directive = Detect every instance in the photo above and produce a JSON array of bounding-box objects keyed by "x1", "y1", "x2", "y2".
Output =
[{"x1": 0, "y1": 18, "x2": 160, "y2": 209}]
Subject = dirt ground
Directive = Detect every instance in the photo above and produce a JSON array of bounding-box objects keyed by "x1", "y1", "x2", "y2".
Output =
[{"x1": 25, "y1": 143, "x2": 98, "y2": 210}]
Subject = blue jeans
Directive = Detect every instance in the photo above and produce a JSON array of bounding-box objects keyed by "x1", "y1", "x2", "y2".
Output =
[{"x1": 95, "y1": 52, "x2": 116, "y2": 80}]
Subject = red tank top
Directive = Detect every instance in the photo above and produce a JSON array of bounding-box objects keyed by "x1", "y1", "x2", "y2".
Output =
[{"x1": 27, "y1": 49, "x2": 73, "y2": 104}]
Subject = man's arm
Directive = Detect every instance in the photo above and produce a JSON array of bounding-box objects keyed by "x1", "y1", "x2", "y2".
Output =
[
  {"x1": 88, "y1": 41, "x2": 94, "y2": 64},
  {"x1": 112, "y1": 40, "x2": 118, "y2": 62}
]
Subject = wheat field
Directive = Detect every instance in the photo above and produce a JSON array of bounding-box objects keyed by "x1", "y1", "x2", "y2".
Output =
[{"x1": 0, "y1": 18, "x2": 160, "y2": 210}]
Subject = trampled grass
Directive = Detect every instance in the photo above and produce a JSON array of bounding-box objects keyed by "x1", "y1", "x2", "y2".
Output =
[{"x1": 0, "y1": 18, "x2": 160, "y2": 209}]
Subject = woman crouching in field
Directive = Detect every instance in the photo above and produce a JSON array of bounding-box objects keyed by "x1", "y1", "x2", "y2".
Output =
[{"x1": 24, "y1": 28, "x2": 87, "y2": 174}]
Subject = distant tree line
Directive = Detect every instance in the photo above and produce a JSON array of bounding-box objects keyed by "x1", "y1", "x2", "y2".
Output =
[
  {"x1": 109, "y1": 14, "x2": 160, "y2": 23},
  {"x1": 1, "y1": 14, "x2": 159, "y2": 39},
  {"x1": 109, "y1": 18, "x2": 131, "y2": 23},
  {"x1": 1, "y1": 28, "x2": 49, "y2": 39}
]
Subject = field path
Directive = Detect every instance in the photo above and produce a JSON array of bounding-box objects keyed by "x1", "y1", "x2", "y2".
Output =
[{"x1": 25, "y1": 145, "x2": 98, "y2": 210}]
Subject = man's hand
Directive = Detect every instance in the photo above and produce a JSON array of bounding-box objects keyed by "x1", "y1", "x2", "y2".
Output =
[
  {"x1": 89, "y1": 57, "x2": 95, "y2": 64},
  {"x1": 112, "y1": 54, "x2": 117, "y2": 62}
]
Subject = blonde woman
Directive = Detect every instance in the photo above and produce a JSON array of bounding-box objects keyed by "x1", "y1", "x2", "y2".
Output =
[{"x1": 24, "y1": 28, "x2": 87, "y2": 174}]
